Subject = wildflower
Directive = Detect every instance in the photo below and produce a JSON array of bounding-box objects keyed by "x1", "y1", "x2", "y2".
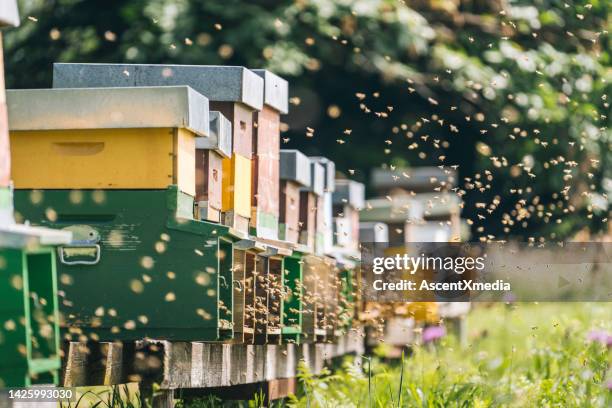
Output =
[
  {"x1": 422, "y1": 325, "x2": 446, "y2": 343},
  {"x1": 587, "y1": 330, "x2": 612, "y2": 347}
]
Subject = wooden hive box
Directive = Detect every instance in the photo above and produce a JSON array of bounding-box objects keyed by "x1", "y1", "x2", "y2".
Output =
[
  {"x1": 299, "y1": 160, "x2": 325, "y2": 252},
  {"x1": 196, "y1": 111, "x2": 232, "y2": 222},
  {"x1": 279, "y1": 150, "x2": 311, "y2": 244},
  {"x1": 250, "y1": 70, "x2": 288, "y2": 240},
  {"x1": 0, "y1": 236, "x2": 71, "y2": 387},
  {"x1": 311, "y1": 157, "x2": 335, "y2": 256},
  {"x1": 301, "y1": 255, "x2": 336, "y2": 342},
  {"x1": 9, "y1": 87, "x2": 247, "y2": 343},
  {"x1": 52, "y1": 63, "x2": 264, "y2": 236},
  {"x1": 332, "y1": 180, "x2": 365, "y2": 253},
  {"x1": 8, "y1": 87, "x2": 209, "y2": 195}
]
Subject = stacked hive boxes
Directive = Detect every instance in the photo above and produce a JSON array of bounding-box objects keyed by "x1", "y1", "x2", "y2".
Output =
[
  {"x1": 299, "y1": 160, "x2": 325, "y2": 252},
  {"x1": 331, "y1": 180, "x2": 365, "y2": 335},
  {"x1": 6, "y1": 63, "x2": 366, "y2": 357},
  {"x1": 9, "y1": 87, "x2": 245, "y2": 342},
  {"x1": 279, "y1": 150, "x2": 311, "y2": 244},
  {"x1": 333, "y1": 180, "x2": 366, "y2": 254},
  {"x1": 360, "y1": 167, "x2": 469, "y2": 344},
  {"x1": 0, "y1": 2, "x2": 72, "y2": 388},
  {"x1": 251, "y1": 70, "x2": 287, "y2": 240},
  {"x1": 196, "y1": 111, "x2": 232, "y2": 222},
  {"x1": 311, "y1": 157, "x2": 335, "y2": 256},
  {"x1": 52, "y1": 63, "x2": 263, "y2": 237}
]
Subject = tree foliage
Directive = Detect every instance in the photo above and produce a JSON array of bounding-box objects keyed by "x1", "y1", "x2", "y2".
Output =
[{"x1": 5, "y1": 0, "x2": 610, "y2": 240}]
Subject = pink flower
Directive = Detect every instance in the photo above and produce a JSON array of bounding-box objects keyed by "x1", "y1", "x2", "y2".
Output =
[
  {"x1": 422, "y1": 325, "x2": 446, "y2": 343},
  {"x1": 587, "y1": 330, "x2": 612, "y2": 347}
]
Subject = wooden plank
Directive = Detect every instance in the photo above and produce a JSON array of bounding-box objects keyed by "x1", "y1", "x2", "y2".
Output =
[
  {"x1": 161, "y1": 341, "x2": 192, "y2": 389},
  {"x1": 59, "y1": 338, "x2": 363, "y2": 393},
  {"x1": 63, "y1": 342, "x2": 89, "y2": 387},
  {"x1": 101, "y1": 341, "x2": 124, "y2": 385}
]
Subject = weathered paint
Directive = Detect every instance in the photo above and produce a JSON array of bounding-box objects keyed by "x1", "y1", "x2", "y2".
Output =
[
  {"x1": 279, "y1": 181, "x2": 300, "y2": 244},
  {"x1": 196, "y1": 149, "x2": 223, "y2": 222},
  {"x1": 298, "y1": 192, "x2": 317, "y2": 251},
  {"x1": 222, "y1": 153, "x2": 252, "y2": 219},
  {"x1": 13, "y1": 187, "x2": 233, "y2": 341},
  {"x1": 281, "y1": 254, "x2": 303, "y2": 343},
  {"x1": 0, "y1": 247, "x2": 61, "y2": 387},
  {"x1": 252, "y1": 105, "x2": 280, "y2": 240}
]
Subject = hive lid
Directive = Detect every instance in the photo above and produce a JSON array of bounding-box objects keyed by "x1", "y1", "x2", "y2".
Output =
[
  {"x1": 306, "y1": 160, "x2": 325, "y2": 196},
  {"x1": 7, "y1": 86, "x2": 210, "y2": 136},
  {"x1": 280, "y1": 149, "x2": 311, "y2": 187},
  {"x1": 197, "y1": 111, "x2": 232, "y2": 158},
  {"x1": 53, "y1": 63, "x2": 263, "y2": 111},
  {"x1": 311, "y1": 156, "x2": 335, "y2": 192},
  {"x1": 251, "y1": 69, "x2": 288, "y2": 114},
  {"x1": 0, "y1": 1, "x2": 19, "y2": 28},
  {"x1": 333, "y1": 180, "x2": 365, "y2": 210},
  {"x1": 359, "y1": 222, "x2": 389, "y2": 243}
]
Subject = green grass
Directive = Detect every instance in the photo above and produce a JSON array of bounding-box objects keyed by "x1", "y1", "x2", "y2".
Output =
[{"x1": 287, "y1": 303, "x2": 611, "y2": 407}]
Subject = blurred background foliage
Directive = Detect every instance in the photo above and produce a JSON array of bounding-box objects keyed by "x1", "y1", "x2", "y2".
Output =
[{"x1": 4, "y1": 0, "x2": 610, "y2": 241}]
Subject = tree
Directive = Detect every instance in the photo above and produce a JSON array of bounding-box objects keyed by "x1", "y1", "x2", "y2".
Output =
[{"x1": 5, "y1": 0, "x2": 610, "y2": 240}]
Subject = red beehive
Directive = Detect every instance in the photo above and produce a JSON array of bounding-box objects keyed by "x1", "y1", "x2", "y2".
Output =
[{"x1": 250, "y1": 70, "x2": 288, "y2": 240}]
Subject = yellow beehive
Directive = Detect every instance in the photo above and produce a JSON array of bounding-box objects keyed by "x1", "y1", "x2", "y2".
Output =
[
  {"x1": 222, "y1": 153, "x2": 252, "y2": 218},
  {"x1": 7, "y1": 87, "x2": 210, "y2": 196}
]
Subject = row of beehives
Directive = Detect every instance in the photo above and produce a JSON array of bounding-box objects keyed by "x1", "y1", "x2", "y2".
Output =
[
  {"x1": 1, "y1": 63, "x2": 366, "y2": 387},
  {"x1": 358, "y1": 166, "x2": 471, "y2": 348}
]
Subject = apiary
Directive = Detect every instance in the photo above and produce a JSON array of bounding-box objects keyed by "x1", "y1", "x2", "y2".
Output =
[
  {"x1": 250, "y1": 70, "x2": 288, "y2": 240},
  {"x1": 279, "y1": 150, "x2": 311, "y2": 244},
  {"x1": 8, "y1": 86, "x2": 245, "y2": 342},
  {"x1": 52, "y1": 63, "x2": 264, "y2": 236}
]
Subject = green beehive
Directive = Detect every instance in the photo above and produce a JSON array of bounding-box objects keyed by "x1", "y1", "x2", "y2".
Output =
[
  {"x1": 281, "y1": 253, "x2": 303, "y2": 343},
  {"x1": 0, "y1": 226, "x2": 70, "y2": 387},
  {"x1": 9, "y1": 87, "x2": 242, "y2": 342}
]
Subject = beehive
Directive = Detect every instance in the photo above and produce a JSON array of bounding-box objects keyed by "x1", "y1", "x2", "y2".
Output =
[
  {"x1": 299, "y1": 160, "x2": 325, "y2": 252},
  {"x1": 333, "y1": 180, "x2": 365, "y2": 253},
  {"x1": 0, "y1": 235, "x2": 69, "y2": 387},
  {"x1": 9, "y1": 87, "x2": 245, "y2": 342},
  {"x1": 311, "y1": 157, "x2": 335, "y2": 255},
  {"x1": 196, "y1": 111, "x2": 232, "y2": 222},
  {"x1": 301, "y1": 255, "x2": 336, "y2": 342},
  {"x1": 279, "y1": 150, "x2": 311, "y2": 244},
  {"x1": 7, "y1": 87, "x2": 209, "y2": 195},
  {"x1": 250, "y1": 70, "x2": 288, "y2": 240},
  {"x1": 280, "y1": 253, "x2": 303, "y2": 343},
  {"x1": 52, "y1": 63, "x2": 264, "y2": 236}
]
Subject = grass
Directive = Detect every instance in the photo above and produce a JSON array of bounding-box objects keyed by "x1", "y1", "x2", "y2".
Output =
[
  {"x1": 60, "y1": 383, "x2": 141, "y2": 407},
  {"x1": 78, "y1": 304, "x2": 610, "y2": 407},
  {"x1": 286, "y1": 303, "x2": 611, "y2": 407}
]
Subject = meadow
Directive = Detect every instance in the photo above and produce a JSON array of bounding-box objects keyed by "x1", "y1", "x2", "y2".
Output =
[{"x1": 283, "y1": 303, "x2": 611, "y2": 408}]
